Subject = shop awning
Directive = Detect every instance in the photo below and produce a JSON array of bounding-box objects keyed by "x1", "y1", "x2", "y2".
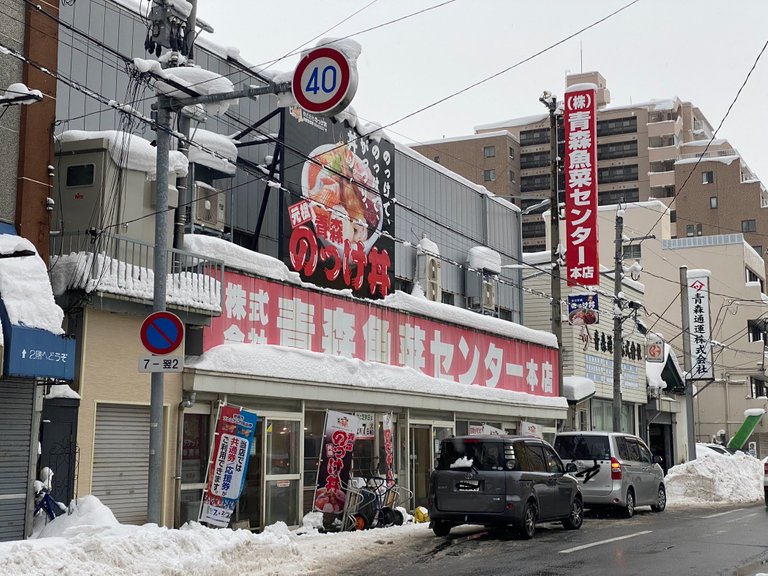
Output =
[{"x1": 562, "y1": 376, "x2": 596, "y2": 404}]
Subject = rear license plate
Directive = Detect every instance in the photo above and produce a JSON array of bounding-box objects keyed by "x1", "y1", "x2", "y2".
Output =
[{"x1": 456, "y1": 480, "x2": 480, "y2": 492}]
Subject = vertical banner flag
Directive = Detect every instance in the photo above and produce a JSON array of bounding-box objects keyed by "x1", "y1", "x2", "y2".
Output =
[
  {"x1": 687, "y1": 269, "x2": 714, "y2": 380},
  {"x1": 199, "y1": 405, "x2": 258, "y2": 527},
  {"x1": 313, "y1": 410, "x2": 360, "y2": 514},
  {"x1": 564, "y1": 85, "x2": 599, "y2": 286},
  {"x1": 382, "y1": 413, "x2": 395, "y2": 487}
]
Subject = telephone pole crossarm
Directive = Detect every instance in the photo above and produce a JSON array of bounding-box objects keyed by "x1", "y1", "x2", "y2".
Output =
[{"x1": 172, "y1": 81, "x2": 292, "y2": 109}]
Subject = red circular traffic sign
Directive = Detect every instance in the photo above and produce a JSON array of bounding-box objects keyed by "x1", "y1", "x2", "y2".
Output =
[
  {"x1": 292, "y1": 47, "x2": 358, "y2": 117},
  {"x1": 140, "y1": 311, "x2": 184, "y2": 355}
]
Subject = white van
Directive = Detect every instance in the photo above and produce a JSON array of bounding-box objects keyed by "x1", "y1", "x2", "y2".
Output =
[{"x1": 553, "y1": 431, "x2": 666, "y2": 518}]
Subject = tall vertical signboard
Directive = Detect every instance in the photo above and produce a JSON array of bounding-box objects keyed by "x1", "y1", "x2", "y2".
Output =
[
  {"x1": 687, "y1": 269, "x2": 714, "y2": 380},
  {"x1": 282, "y1": 108, "x2": 395, "y2": 300},
  {"x1": 199, "y1": 405, "x2": 258, "y2": 527},
  {"x1": 312, "y1": 410, "x2": 360, "y2": 515},
  {"x1": 564, "y1": 85, "x2": 599, "y2": 286}
]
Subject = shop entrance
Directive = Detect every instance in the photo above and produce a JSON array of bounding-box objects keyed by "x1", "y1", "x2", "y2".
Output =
[
  {"x1": 409, "y1": 423, "x2": 453, "y2": 508},
  {"x1": 237, "y1": 413, "x2": 302, "y2": 530}
]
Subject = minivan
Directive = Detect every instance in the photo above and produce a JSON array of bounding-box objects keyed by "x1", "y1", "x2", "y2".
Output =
[
  {"x1": 428, "y1": 435, "x2": 583, "y2": 538},
  {"x1": 553, "y1": 431, "x2": 666, "y2": 518}
]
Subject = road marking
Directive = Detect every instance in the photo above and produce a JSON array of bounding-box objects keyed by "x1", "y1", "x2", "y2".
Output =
[
  {"x1": 724, "y1": 512, "x2": 759, "y2": 524},
  {"x1": 701, "y1": 509, "x2": 746, "y2": 519},
  {"x1": 559, "y1": 530, "x2": 653, "y2": 554}
]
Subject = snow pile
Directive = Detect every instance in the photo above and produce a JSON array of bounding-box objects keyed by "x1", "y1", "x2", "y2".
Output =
[
  {"x1": 665, "y1": 452, "x2": 763, "y2": 506},
  {"x1": 0, "y1": 82, "x2": 42, "y2": 105},
  {"x1": 34, "y1": 495, "x2": 118, "y2": 539},
  {"x1": 44, "y1": 384, "x2": 80, "y2": 400},
  {"x1": 0, "y1": 235, "x2": 64, "y2": 335},
  {"x1": 189, "y1": 129, "x2": 238, "y2": 175},
  {"x1": 56, "y1": 130, "x2": 188, "y2": 179}
]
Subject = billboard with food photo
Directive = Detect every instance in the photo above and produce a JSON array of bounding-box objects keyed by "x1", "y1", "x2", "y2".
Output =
[{"x1": 282, "y1": 107, "x2": 395, "y2": 300}]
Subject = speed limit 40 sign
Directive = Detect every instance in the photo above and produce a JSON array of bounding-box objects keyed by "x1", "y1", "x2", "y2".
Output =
[{"x1": 292, "y1": 46, "x2": 358, "y2": 117}]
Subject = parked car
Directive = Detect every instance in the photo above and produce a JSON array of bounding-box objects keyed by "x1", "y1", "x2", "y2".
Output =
[
  {"x1": 553, "y1": 431, "x2": 665, "y2": 518},
  {"x1": 763, "y1": 456, "x2": 768, "y2": 506},
  {"x1": 695, "y1": 442, "x2": 733, "y2": 459},
  {"x1": 428, "y1": 435, "x2": 583, "y2": 539}
]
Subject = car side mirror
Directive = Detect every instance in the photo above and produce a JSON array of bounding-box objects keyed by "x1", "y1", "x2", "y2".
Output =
[
  {"x1": 565, "y1": 462, "x2": 578, "y2": 473},
  {"x1": 653, "y1": 455, "x2": 663, "y2": 464}
]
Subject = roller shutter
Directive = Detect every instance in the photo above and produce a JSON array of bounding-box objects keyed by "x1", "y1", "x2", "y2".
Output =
[
  {"x1": 0, "y1": 381, "x2": 35, "y2": 542},
  {"x1": 92, "y1": 404, "x2": 150, "y2": 524}
]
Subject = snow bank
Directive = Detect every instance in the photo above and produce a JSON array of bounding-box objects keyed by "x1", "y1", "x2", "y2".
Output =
[
  {"x1": 189, "y1": 129, "x2": 238, "y2": 175},
  {"x1": 665, "y1": 452, "x2": 763, "y2": 506}
]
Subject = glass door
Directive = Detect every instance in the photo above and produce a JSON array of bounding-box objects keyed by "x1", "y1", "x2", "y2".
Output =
[
  {"x1": 409, "y1": 425, "x2": 431, "y2": 508},
  {"x1": 264, "y1": 418, "x2": 301, "y2": 527},
  {"x1": 235, "y1": 417, "x2": 264, "y2": 530}
]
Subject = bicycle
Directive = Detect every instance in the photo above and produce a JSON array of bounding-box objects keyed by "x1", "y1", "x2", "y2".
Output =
[{"x1": 33, "y1": 467, "x2": 67, "y2": 522}]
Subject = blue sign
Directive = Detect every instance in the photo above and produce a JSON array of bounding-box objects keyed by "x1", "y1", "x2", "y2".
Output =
[
  {"x1": 567, "y1": 293, "x2": 599, "y2": 325},
  {"x1": 4, "y1": 325, "x2": 76, "y2": 380}
]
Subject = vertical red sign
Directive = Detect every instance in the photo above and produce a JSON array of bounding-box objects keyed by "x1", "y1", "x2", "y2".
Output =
[{"x1": 564, "y1": 86, "x2": 599, "y2": 285}]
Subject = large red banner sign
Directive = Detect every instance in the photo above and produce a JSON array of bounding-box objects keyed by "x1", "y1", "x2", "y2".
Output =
[
  {"x1": 203, "y1": 270, "x2": 559, "y2": 397},
  {"x1": 564, "y1": 87, "x2": 599, "y2": 286}
]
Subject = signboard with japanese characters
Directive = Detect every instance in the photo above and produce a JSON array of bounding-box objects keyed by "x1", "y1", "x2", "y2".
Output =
[
  {"x1": 564, "y1": 85, "x2": 599, "y2": 286},
  {"x1": 282, "y1": 107, "x2": 395, "y2": 300},
  {"x1": 382, "y1": 413, "x2": 395, "y2": 487},
  {"x1": 199, "y1": 405, "x2": 258, "y2": 527},
  {"x1": 567, "y1": 293, "x2": 599, "y2": 326},
  {"x1": 687, "y1": 269, "x2": 714, "y2": 380},
  {"x1": 313, "y1": 410, "x2": 360, "y2": 514},
  {"x1": 354, "y1": 412, "x2": 375, "y2": 439},
  {"x1": 205, "y1": 270, "x2": 560, "y2": 397}
]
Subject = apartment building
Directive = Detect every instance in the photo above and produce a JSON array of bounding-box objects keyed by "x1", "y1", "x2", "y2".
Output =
[{"x1": 414, "y1": 71, "x2": 719, "y2": 251}]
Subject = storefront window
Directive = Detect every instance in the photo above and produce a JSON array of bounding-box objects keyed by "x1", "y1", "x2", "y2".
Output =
[
  {"x1": 181, "y1": 413, "x2": 209, "y2": 483},
  {"x1": 590, "y1": 399, "x2": 635, "y2": 433},
  {"x1": 267, "y1": 420, "x2": 299, "y2": 475}
]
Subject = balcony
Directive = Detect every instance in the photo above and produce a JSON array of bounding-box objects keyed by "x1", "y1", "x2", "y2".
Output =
[
  {"x1": 50, "y1": 232, "x2": 223, "y2": 313},
  {"x1": 679, "y1": 149, "x2": 738, "y2": 161},
  {"x1": 649, "y1": 170, "x2": 675, "y2": 188},
  {"x1": 649, "y1": 145, "x2": 678, "y2": 163},
  {"x1": 647, "y1": 116, "x2": 682, "y2": 138}
]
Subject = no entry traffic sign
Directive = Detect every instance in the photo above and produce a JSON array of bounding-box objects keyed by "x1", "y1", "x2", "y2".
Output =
[
  {"x1": 140, "y1": 311, "x2": 184, "y2": 355},
  {"x1": 292, "y1": 46, "x2": 358, "y2": 117}
]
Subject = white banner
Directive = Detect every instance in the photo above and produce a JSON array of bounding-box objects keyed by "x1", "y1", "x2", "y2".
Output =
[
  {"x1": 687, "y1": 269, "x2": 714, "y2": 380},
  {"x1": 520, "y1": 420, "x2": 543, "y2": 438}
]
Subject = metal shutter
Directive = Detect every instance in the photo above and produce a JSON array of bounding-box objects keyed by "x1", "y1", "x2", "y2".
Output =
[
  {"x1": 0, "y1": 381, "x2": 35, "y2": 542},
  {"x1": 92, "y1": 404, "x2": 150, "y2": 524}
]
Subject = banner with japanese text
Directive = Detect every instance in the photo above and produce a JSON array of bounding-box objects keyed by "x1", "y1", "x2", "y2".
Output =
[
  {"x1": 313, "y1": 410, "x2": 360, "y2": 514},
  {"x1": 199, "y1": 405, "x2": 258, "y2": 527},
  {"x1": 382, "y1": 413, "x2": 395, "y2": 487},
  {"x1": 282, "y1": 107, "x2": 395, "y2": 300},
  {"x1": 205, "y1": 270, "x2": 560, "y2": 397},
  {"x1": 564, "y1": 86, "x2": 599, "y2": 286},
  {"x1": 687, "y1": 269, "x2": 713, "y2": 380}
]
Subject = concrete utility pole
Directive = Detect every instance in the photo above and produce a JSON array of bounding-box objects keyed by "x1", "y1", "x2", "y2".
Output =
[
  {"x1": 540, "y1": 92, "x2": 563, "y2": 397},
  {"x1": 612, "y1": 210, "x2": 624, "y2": 432},
  {"x1": 679, "y1": 266, "x2": 696, "y2": 461}
]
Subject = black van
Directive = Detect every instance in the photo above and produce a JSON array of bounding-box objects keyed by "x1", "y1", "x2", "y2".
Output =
[{"x1": 428, "y1": 435, "x2": 583, "y2": 538}]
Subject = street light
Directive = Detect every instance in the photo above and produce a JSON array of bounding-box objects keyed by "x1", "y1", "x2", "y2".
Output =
[{"x1": 539, "y1": 91, "x2": 563, "y2": 401}]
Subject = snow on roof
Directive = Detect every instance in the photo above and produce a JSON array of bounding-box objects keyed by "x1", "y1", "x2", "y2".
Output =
[
  {"x1": 566, "y1": 82, "x2": 598, "y2": 93},
  {"x1": 0, "y1": 82, "x2": 42, "y2": 105},
  {"x1": 186, "y1": 342, "x2": 566, "y2": 407},
  {"x1": 675, "y1": 155, "x2": 740, "y2": 166},
  {"x1": 44, "y1": 384, "x2": 80, "y2": 400},
  {"x1": 183, "y1": 234, "x2": 557, "y2": 348},
  {"x1": 468, "y1": 246, "x2": 502, "y2": 275},
  {"x1": 523, "y1": 251, "x2": 551, "y2": 265},
  {"x1": 189, "y1": 129, "x2": 237, "y2": 175},
  {"x1": 416, "y1": 236, "x2": 440, "y2": 256},
  {"x1": 600, "y1": 97, "x2": 680, "y2": 113},
  {"x1": 562, "y1": 376, "x2": 596, "y2": 402},
  {"x1": 0, "y1": 235, "x2": 64, "y2": 335},
  {"x1": 474, "y1": 113, "x2": 549, "y2": 132},
  {"x1": 57, "y1": 130, "x2": 188, "y2": 179},
  {"x1": 680, "y1": 138, "x2": 728, "y2": 148},
  {"x1": 413, "y1": 131, "x2": 517, "y2": 147},
  {"x1": 133, "y1": 59, "x2": 235, "y2": 117},
  {"x1": 167, "y1": 0, "x2": 192, "y2": 18}
]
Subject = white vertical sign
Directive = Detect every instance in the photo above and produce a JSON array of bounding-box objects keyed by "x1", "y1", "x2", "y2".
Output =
[{"x1": 687, "y1": 269, "x2": 713, "y2": 380}]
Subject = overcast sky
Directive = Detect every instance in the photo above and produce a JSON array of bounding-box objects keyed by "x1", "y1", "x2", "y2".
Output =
[{"x1": 194, "y1": 0, "x2": 768, "y2": 181}]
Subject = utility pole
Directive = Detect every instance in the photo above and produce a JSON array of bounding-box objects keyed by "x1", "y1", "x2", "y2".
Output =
[
  {"x1": 679, "y1": 266, "x2": 696, "y2": 461},
  {"x1": 612, "y1": 210, "x2": 624, "y2": 432},
  {"x1": 540, "y1": 92, "x2": 563, "y2": 398}
]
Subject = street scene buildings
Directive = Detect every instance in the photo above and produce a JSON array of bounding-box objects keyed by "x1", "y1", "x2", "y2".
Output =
[{"x1": 1, "y1": 0, "x2": 768, "y2": 551}]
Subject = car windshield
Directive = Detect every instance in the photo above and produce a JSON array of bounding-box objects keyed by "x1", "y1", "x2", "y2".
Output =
[
  {"x1": 437, "y1": 439, "x2": 505, "y2": 471},
  {"x1": 554, "y1": 435, "x2": 611, "y2": 461}
]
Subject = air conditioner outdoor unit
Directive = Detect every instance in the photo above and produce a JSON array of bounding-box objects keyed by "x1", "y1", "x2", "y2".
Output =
[
  {"x1": 194, "y1": 181, "x2": 225, "y2": 232},
  {"x1": 424, "y1": 255, "x2": 442, "y2": 302}
]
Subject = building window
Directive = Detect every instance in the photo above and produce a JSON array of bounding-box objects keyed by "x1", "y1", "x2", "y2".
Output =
[
  {"x1": 686, "y1": 224, "x2": 695, "y2": 237},
  {"x1": 702, "y1": 171, "x2": 714, "y2": 184},
  {"x1": 696, "y1": 223, "x2": 702, "y2": 236},
  {"x1": 508, "y1": 147, "x2": 515, "y2": 159},
  {"x1": 484, "y1": 169, "x2": 496, "y2": 182},
  {"x1": 483, "y1": 145, "x2": 496, "y2": 158},
  {"x1": 742, "y1": 219, "x2": 757, "y2": 233},
  {"x1": 441, "y1": 291, "x2": 454, "y2": 306},
  {"x1": 753, "y1": 245, "x2": 763, "y2": 257},
  {"x1": 509, "y1": 170, "x2": 516, "y2": 184},
  {"x1": 710, "y1": 196, "x2": 718, "y2": 209},
  {"x1": 433, "y1": 156, "x2": 440, "y2": 163}
]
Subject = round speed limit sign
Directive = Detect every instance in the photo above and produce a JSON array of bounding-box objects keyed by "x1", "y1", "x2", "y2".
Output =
[{"x1": 292, "y1": 46, "x2": 358, "y2": 117}]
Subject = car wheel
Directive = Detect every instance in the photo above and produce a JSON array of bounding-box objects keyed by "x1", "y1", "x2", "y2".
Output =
[
  {"x1": 622, "y1": 490, "x2": 635, "y2": 519},
  {"x1": 764, "y1": 488, "x2": 768, "y2": 508},
  {"x1": 651, "y1": 485, "x2": 666, "y2": 512},
  {"x1": 431, "y1": 520, "x2": 451, "y2": 537},
  {"x1": 562, "y1": 498, "x2": 584, "y2": 530},
  {"x1": 520, "y1": 501, "x2": 537, "y2": 539}
]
